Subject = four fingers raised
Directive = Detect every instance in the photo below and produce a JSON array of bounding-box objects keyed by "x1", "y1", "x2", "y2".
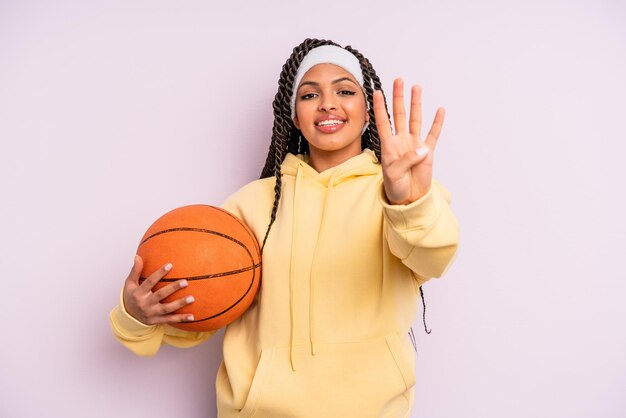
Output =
[
  {"x1": 376, "y1": 79, "x2": 446, "y2": 204},
  {"x1": 374, "y1": 79, "x2": 445, "y2": 149}
]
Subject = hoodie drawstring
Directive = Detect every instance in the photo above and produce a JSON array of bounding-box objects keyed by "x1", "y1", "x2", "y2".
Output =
[
  {"x1": 282, "y1": 151, "x2": 378, "y2": 372},
  {"x1": 308, "y1": 171, "x2": 337, "y2": 357},
  {"x1": 289, "y1": 166, "x2": 338, "y2": 369},
  {"x1": 289, "y1": 164, "x2": 303, "y2": 371}
]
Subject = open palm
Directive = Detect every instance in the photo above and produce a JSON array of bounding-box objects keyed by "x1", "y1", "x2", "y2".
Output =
[{"x1": 373, "y1": 79, "x2": 445, "y2": 205}]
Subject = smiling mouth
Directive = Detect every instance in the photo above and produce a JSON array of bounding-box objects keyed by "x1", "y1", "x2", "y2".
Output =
[{"x1": 315, "y1": 120, "x2": 345, "y2": 126}]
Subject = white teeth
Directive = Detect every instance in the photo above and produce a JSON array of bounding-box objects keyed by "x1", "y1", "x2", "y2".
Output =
[{"x1": 317, "y1": 120, "x2": 345, "y2": 126}]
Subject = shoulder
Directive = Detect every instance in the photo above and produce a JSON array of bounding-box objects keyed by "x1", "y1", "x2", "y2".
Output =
[
  {"x1": 219, "y1": 177, "x2": 277, "y2": 240},
  {"x1": 228, "y1": 177, "x2": 276, "y2": 200},
  {"x1": 221, "y1": 177, "x2": 276, "y2": 214}
]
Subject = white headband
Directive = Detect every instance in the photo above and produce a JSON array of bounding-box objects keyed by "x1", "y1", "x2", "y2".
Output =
[{"x1": 290, "y1": 45, "x2": 365, "y2": 118}]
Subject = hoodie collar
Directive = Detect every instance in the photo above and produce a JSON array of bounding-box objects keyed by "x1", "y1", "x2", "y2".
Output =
[{"x1": 281, "y1": 149, "x2": 380, "y2": 188}]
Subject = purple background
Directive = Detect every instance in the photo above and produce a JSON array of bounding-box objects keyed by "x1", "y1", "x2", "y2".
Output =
[{"x1": 1, "y1": 0, "x2": 625, "y2": 417}]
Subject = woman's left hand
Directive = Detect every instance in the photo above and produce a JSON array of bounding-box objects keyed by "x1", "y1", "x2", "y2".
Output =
[{"x1": 373, "y1": 79, "x2": 445, "y2": 205}]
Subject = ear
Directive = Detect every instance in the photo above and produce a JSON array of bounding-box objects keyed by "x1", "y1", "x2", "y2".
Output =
[{"x1": 292, "y1": 115, "x2": 301, "y2": 130}]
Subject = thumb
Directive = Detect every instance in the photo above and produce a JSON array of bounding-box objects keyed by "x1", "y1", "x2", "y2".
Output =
[{"x1": 125, "y1": 255, "x2": 144, "y2": 287}]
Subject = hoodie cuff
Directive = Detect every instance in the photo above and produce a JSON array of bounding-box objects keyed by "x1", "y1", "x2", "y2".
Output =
[{"x1": 378, "y1": 181, "x2": 442, "y2": 231}]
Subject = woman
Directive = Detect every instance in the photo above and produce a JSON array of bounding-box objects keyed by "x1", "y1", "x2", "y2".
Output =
[{"x1": 111, "y1": 38, "x2": 459, "y2": 417}]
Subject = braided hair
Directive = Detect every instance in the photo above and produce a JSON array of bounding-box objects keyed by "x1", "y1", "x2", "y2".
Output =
[{"x1": 259, "y1": 38, "x2": 388, "y2": 251}]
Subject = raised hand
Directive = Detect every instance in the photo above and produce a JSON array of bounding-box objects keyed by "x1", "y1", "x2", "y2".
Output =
[
  {"x1": 122, "y1": 255, "x2": 195, "y2": 325},
  {"x1": 373, "y1": 79, "x2": 445, "y2": 205}
]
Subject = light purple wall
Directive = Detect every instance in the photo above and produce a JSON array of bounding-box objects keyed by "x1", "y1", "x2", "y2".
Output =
[{"x1": 1, "y1": 1, "x2": 625, "y2": 417}]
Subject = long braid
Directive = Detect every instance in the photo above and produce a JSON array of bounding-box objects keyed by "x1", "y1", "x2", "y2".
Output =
[{"x1": 259, "y1": 38, "x2": 339, "y2": 253}]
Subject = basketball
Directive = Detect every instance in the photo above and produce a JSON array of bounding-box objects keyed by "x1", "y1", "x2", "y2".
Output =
[{"x1": 136, "y1": 204, "x2": 261, "y2": 332}]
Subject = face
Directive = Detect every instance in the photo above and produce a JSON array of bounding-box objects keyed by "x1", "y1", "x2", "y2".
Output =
[{"x1": 292, "y1": 63, "x2": 369, "y2": 168}]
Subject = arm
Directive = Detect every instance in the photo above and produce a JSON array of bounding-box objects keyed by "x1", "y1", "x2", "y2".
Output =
[
  {"x1": 379, "y1": 180, "x2": 459, "y2": 285},
  {"x1": 374, "y1": 79, "x2": 459, "y2": 284},
  {"x1": 110, "y1": 297, "x2": 215, "y2": 357}
]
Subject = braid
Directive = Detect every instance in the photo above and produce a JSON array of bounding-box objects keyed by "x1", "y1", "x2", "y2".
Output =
[
  {"x1": 419, "y1": 286, "x2": 432, "y2": 334},
  {"x1": 259, "y1": 38, "x2": 339, "y2": 252}
]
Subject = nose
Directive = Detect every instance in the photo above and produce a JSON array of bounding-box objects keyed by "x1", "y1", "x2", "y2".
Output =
[{"x1": 319, "y1": 93, "x2": 337, "y2": 112}]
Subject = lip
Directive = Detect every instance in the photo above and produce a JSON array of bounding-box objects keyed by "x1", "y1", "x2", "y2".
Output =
[
  {"x1": 314, "y1": 115, "x2": 346, "y2": 133},
  {"x1": 314, "y1": 115, "x2": 346, "y2": 124}
]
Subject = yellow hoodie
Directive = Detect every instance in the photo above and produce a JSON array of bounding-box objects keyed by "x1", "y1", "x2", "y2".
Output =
[{"x1": 110, "y1": 150, "x2": 459, "y2": 418}]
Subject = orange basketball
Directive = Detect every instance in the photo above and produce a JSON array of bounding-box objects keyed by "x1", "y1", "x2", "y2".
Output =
[{"x1": 136, "y1": 204, "x2": 261, "y2": 332}]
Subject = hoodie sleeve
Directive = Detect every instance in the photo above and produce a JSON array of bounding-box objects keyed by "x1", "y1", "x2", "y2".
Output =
[
  {"x1": 378, "y1": 180, "x2": 459, "y2": 285},
  {"x1": 110, "y1": 292, "x2": 215, "y2": 357}
]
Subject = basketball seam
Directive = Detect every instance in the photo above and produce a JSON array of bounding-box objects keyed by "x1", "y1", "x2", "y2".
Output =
[
  {"x1": 140, "y1": 227, "x2": 253, "y2": 251},
  {"x1": 138, "y1": 262, "x2": 262, "y2": 282}
]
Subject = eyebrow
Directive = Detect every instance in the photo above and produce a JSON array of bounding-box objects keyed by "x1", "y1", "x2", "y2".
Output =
[{"x1": 297, "y1": 77, "x2": 359, "y2": 91}]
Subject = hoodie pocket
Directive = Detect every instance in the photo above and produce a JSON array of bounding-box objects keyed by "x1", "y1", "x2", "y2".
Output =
[
  {"x1": 230, "y1": 337, "x2": 415, "y2": 417},
  {"x1": 384, "y1": 333, "x2": 416, "y2": 391},
  {"x1": 239, "y1": 348, "x2": 274, "y2": 418}
]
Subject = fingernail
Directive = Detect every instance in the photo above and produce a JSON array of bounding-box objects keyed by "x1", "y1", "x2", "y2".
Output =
[
  {"x1": 186, "y1": 315, "x2": 194, "y2": 321},
  {"x1": 185, "y1": 296, "x2": 195, "y2": 304},
  {"x1": 164, "y1": 263, "x2": 173, "y2": 271},
  {"x1": 416, "y1": 146, "x2": 429, "y2": 157},
  {"x1": 179, "y1": 280, "x2": 188, "y2": 288}
]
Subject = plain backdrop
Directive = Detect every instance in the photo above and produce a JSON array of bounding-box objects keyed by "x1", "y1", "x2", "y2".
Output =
[{"x1": 1, "y1": 0, "x2": 625, "y2": 417}]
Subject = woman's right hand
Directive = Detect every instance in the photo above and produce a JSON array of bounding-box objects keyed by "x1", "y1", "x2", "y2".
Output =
[{"x1": 122, "y1": 255, "x2": 195, "y2": 325}]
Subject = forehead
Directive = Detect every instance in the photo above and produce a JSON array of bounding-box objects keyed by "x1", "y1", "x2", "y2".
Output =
[{"x1": 299, "y1": 63, "x2": 359, "y2": 84}]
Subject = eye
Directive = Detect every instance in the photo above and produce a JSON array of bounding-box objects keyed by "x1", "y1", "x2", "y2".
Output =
[
  {"x1": 300, "y1": 93, "x2": 317, "y2": 100},
  {"x1": 338, "y1": 90, "x2": 356, "y2": 96}
]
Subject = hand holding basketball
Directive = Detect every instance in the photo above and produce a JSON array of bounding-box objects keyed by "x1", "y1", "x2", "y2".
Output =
[
  {"x1": 122, "y1": 255, "x2": 195, "y2": 325},
  {"x1": 132, "y1": 205, "x2": 261, "y2": 332}
]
